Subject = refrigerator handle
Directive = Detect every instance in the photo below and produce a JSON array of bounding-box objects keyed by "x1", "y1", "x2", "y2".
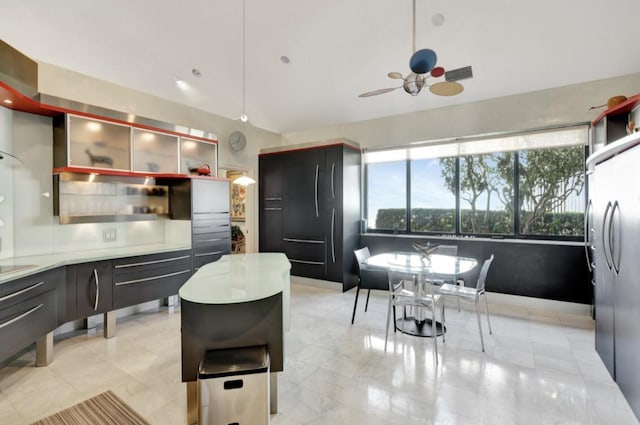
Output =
[
  {"x1": 314, "y1": 164, "x2": 319, "y2": 218},
  {"x1": 331, "y1": 207, "x2": 336, "y2": 263},
  {"x1": 602, "y1": 201, "x2": 613, "y2": 270},
  {"x1": 584, "y1": 199, "x2": 592, "y2": 272},
  {"x1": 611, "y1": 201, "x2": 621, "y2": 275}
]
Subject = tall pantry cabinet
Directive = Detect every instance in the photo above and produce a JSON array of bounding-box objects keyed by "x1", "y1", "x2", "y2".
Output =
[
  {"x1": 589, "y1": 131, "x2": 640, "y2": 421},
  {"x1": 259, "y1": 142, "x2": 361, "y2": 291}
]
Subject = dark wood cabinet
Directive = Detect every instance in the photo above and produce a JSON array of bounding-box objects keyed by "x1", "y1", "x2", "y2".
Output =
[
  {"x1": 162, "y1": 178, "x2": 231, "y2": 271},
  {"x1": 0, "y1": 269, "x2": 62, "y2": 363},
  {"x1": 75, "y1": 261, "x2": 113, "y2": 318},
  {"x1": 259, "y1": 143, "x2": 361, "y2": 290},
  {"x1": 112, "y1": 250, "x2": 191, "y2": 308}
]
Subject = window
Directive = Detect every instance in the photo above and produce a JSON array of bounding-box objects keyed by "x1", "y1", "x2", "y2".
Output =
[
  {"x1": 518, "y1": 146, "x2": 585, "y2": 236},
  {"x1": 366, "y1": 160, "x2": 407, "y2": 231},
  {"x1": 364, "y1": 125, "x2": 588, "y2": 240},
  {"x1": 411, "y1": 157, "x2": 456, "y2": 232},
  {"x1": 458, "y1": 153, "x2": 514, "y2": 235}
]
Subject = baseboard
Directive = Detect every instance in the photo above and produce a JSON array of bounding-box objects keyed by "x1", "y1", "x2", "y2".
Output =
[
  {"x1": 291, "y1": 275, "x2": 342, "y2": 291},
  {"x1": 483, "y1": 291, "x2": 591, "y2": 317}
]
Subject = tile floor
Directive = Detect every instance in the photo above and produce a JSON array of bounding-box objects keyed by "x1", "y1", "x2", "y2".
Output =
[{"x1": 0, "y1": 280, "x2": 638, "y2": 425}]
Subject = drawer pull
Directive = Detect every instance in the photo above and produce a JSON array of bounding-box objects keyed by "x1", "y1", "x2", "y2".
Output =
[
  {"x1": 93, "y1": 269, "x2": 100, "y2": 311},
  {"x1": 0, "y1": 281, "x2": 45, "y2": 303},
  {"x1": 264, "y1": 197, "x2": 282, "y2": 201},
  {"x1": 283, "y1": 238, "x2": 324, "y2": 244},
  {"x1": 264, "y1": 207, "x2": 282, "y2": 211},
  {"x1": 195, "y1": 251, "x2": 224, "y2": 257},
  {"x1": 114, "y1": 255, "x2": 190, "y2": 269},
  {"x1": 195, "y1": 238, "x2": 225, "y2": 243},
  {"x1": 194, "y1": 212, "x2": 229, "y2": 215},
  {"x1": 0, "y1": 303, "x2": 43, "y2": 330},
  {"x1": 289, "y1": 259, "x2": 324, "y2": 265},
  {"x1": 115, "y1": 269, "x2": 191, "y2": 286}
]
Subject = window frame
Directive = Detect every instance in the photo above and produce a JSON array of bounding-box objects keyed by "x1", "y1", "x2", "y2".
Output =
[{"x1": 364, "y1": 125, "x2": 588, "y2": 242}]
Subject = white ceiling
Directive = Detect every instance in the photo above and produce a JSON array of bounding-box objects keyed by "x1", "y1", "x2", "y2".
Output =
[{"x1": 1, "y1": 0, "x2": 640, "y2": 134}]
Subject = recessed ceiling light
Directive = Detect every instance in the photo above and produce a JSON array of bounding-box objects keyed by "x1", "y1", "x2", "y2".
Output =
[
  {"x1": 280, "y1": 56, "x2": 290, "y2": 64},
  {"x1": 86, "y1": 121, "x2": 102, "y2": 132},
  {"x1": 3, "y1": 99, "x2": 12, "y2": 104},
  {"x1": 431, "y1": 13, "x2": 445, "y2": 26},
  {"x1": 176, "y1": 79, "x2": 187, "y2": 89},
  {"x1": 192, "y1": 68, "x2": 201, "y2": 77}
]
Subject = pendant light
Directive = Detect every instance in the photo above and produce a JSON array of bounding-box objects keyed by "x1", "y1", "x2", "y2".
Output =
[{"x1": 233, "y1": 173, "x2": 256, "y2": 186}]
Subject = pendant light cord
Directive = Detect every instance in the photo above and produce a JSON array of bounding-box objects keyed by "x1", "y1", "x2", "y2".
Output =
[{"x1": 242, "y1": 0, "x2": 246, "y2": 121}]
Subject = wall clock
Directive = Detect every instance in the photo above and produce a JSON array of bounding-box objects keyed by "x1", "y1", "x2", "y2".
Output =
[{"x1": 229, "y1": 131, "x2": 247, "y2": 152}]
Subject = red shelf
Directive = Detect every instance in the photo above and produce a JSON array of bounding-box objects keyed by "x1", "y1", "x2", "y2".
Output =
[
  {"x1": 52, "y1": 166, "x2": 229, "y2": 181},
  {"x1": 592, "y1": 93, "x2": 640, "y2": 126}
]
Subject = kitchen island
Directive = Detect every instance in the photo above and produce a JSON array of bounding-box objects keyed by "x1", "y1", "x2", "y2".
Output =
[{"x1": 179, "y1": 252, "x2": 291, "y2": 424}]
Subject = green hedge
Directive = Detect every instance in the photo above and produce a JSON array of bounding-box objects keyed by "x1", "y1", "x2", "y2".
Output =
[{"x1": 375, "y1": 208, "x2": 584, "y2": 236}]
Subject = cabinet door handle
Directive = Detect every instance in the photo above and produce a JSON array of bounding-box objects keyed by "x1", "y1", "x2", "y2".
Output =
[
  {"x1": 331, "y1": 162, "x2": 335, "y2": 200},
  {"x1": 584, "y1": 199, "x2": 592, "y2": 272},
  {"x1": 114, "y1": 255, "x2": 190, "y2": 269},
  {"x1": 0, "y1": 281, "x2": 44, "y2": 303},
  {"x1": 283, "y1": 238, "x2": 324, "y2": 244},
  {"x1": 314, "y1": 164, "x2": 319, "y2": 218},
  {"x1": 331, "y1": 207, "x2": 336, "y2": 263},
  {"x1": 611, "y1": 201, "x2": 621, "y2": 275},
  {"x1": 289, "y1": 259, "x2": 324, "y2": 265},
  {"x1": 602, "y1": 201, "x2": 613, "y2": 270},
  {"x1": 0, "y1": 303, "x2": 43, "y2": 330},
  {"x1": 115, "y1": 269, "x2": 191, "y2": 286},
  {"x1": 93, "y1": 268, "x2": 100, "y2": 311}
]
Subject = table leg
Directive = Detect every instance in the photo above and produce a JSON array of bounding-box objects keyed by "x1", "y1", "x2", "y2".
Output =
[
  {"x1": 270, "y1": 372, "x2": 278, "y2": 414},
  {"x1": 187, "y1": 381, "x2": 198, "y2": 425}
]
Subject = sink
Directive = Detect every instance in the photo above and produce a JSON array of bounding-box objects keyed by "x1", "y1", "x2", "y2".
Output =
[{"x1": 0, "y1": 265, "x2": 36, "y2": 275}]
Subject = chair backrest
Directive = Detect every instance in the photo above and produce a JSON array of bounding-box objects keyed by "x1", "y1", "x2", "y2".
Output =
[
  {"x1": 434, "y1": 244, "x2": 458, "y2": 256},
  {"x1": 354, "y1": 247, "x2": 371, "y2": 268},
  {"x1": 476, "y1": 255, "x2": 495, "y2": 292}
]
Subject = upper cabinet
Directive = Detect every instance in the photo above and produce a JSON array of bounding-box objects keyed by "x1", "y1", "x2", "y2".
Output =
[
  {"x1": 591, "y1": 93, "x2": 640, "y2": 153},
  {"x1": 54, "y1": 114, "x2": 218, "y2": 176},
  {"x1": 132, "y1": 129, "x2": 179, "y2": 173},
  {"x1": 180, "y1": 138, "x2": 217, "y2": 177},
  {"x1": 63, "y1": 115, "x2": 131, "y2": 170}
]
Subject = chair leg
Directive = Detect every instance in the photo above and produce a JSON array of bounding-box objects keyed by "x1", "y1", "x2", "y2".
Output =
[
  {"x1": 351, "y1": 286, "x2": 361, "y2": 325},
  {"x1": 431, "y1": 305, "x2": 438, "y2": 364},
  {"x1": 385, "y1": 296, "x2": 393, "y2": 351},
  {"x1": 365, "y1": 289, "x2": 371, "y2": 312},
  {"x1": 393, "y1": 306, "x2": 397, "y2": 333},
  {"x1": 475, "y1": 298, "x2": 485, "y2": 352},
  {"x1": 483, "y1": 293, "x2": 493, "y2": 335},
  {"x1": 441, "y1": 299, "x2": 446, "y2": 343},
  {"x1": 456, "y1": 279, "x2": 463, "y2": 312}
]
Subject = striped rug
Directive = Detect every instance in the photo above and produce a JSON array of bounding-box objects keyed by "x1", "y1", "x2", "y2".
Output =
[{"x1": 31, "y1": 391, "x2": 151, "y2": 425}]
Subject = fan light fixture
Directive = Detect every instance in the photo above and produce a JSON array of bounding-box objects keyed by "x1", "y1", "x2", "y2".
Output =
[
  {"x1": 233, "y1": 173, "x2": 256, "y2": 186},
  {"x1": 358, "y1": 0, "x2": 472, "y2": 98}
]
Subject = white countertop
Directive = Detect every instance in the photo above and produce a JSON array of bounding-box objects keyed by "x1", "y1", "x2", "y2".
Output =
[
  {"x1": 0, "y1": 243, "x2": 191, "y2": 284},
  {"x1": 179, "y1": 253, "x2": 291, "y2": 304}
]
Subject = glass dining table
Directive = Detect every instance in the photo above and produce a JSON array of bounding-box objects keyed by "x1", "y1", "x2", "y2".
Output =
[{"x1": 361, "y1": 251, "x2": 478, "y2": 337}]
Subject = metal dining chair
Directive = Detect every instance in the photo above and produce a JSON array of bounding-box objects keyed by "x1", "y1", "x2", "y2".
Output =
[
  {"x1": 352, "y1": 247, "x2": 389, "y2": 324},
  {"x1": 439, "y1": 254, "x2": 494, "y2": 352},
  {"x1": 385, "y1": 265, "x2": 443, "y2": 363}
]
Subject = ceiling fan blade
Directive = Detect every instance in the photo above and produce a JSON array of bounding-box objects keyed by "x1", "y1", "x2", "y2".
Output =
[
  {"x1": 445, "y1": 66, "x2": 473, "y2": 82},
  {"x1": 358, "y1": 87, "x2": 401, "y2": 98},
  {"x1": 387, "y1": 72, "x2": 404, "y2": 80}
]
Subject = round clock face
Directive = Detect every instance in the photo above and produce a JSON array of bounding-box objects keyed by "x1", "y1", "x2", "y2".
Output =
[{"x1": 229, "y1": 131, "x2": 247, "y2": 152}]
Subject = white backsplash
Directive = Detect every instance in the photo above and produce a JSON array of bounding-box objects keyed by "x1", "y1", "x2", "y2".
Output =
[{"x1": 3, "y1": 109, "x2": 192, "y2": 260}]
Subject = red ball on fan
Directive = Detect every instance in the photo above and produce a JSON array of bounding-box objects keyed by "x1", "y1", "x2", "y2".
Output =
[{"x1": 431, "y1": 67, "x2": 445, "y2": 78}]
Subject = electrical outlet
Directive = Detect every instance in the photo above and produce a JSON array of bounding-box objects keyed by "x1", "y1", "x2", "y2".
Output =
[{"x1": 103, "y1": 228, "x2": 117, "y2": 242}]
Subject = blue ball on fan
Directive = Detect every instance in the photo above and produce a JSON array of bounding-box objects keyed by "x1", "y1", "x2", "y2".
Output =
[{"x1": 409, "y1": 49, "x2": 437, "y2": 74}]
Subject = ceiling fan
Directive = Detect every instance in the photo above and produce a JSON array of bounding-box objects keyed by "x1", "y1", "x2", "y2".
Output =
[{"x1": 359, "y1": 0, "x2": 473, "y2": 98}]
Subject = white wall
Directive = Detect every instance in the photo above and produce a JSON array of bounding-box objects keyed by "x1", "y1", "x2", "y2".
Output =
[
  {"x1": 281, "y1": 73, "x2": 640, "y2": 149},
  {"x1": 0, "y1": 107, "x2": 15, "y2": 259}
]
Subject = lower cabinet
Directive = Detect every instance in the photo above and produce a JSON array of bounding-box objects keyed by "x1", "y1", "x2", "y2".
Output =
[
  {"x1": 0, "y1": 269, "x2": 62, "y2": 362},
  {"x1": 75, "y1": 261, "x2": 113, "y2": 319},
  {"x1": 112, "y1": 250, "x2": 191, "y2": 308}
]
